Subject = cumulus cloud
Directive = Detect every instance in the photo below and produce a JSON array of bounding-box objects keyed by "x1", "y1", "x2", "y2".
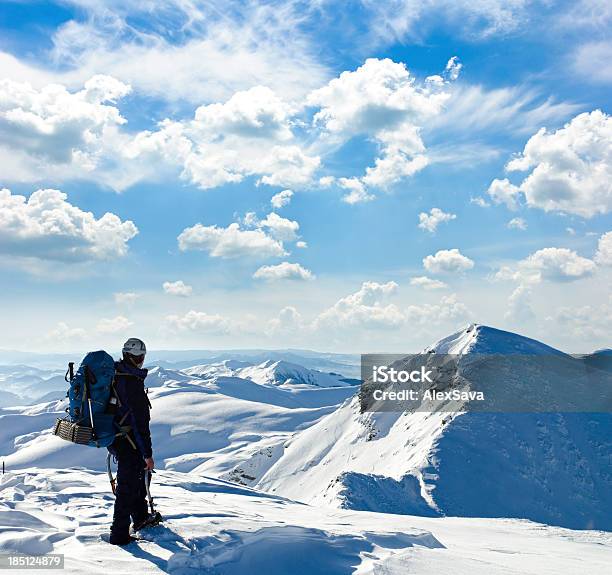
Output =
[
  {"x1": 178, "y1": 222, "x2": 286, "y2": 259},
  {"x1": 163, "y1": 280, "x2": 193, "y2": 297},
  {"x1": 308, "y1": 58, "x2": 452, "y2": 191},
  {"x1": 178, "y1": 209, "x2": 305, "y2": 260},
  {"x1": 128, "y1": 86, "x2": 320, "y2": 190},
  {"x1": 487, "y1": 178, "x2": 521, "y2": 210},
  {"x1": 496, "y1": 247, "x2": 596, "y2": 284},
  {"x1": 337, "y1": 178, "x2": 376, "y2": 204},
  {"x1": 423, "y1": 248, "x2": 474, "y2": 274},
  {"x1": 489, "y1": 111, "x2": 612, "y2": 217},
  {"x1": 270, "y1": 189, "x2": 293, "y2": 209},
  {"x1": 0, "y1": 75, "x2": 130, "y2": 167},
  {"x1": 410, "y1": 276, "x2": 448, "y2": 290},
  {"x1": 521, "y1": 248, "x2": 596, "y2": 282},
  {"x1": 114, "y1": 292, "x2": 140, "y2": 305},
  {"x1": 595, "y1": 231, "x2": 612, "y2": 265},
  {"x1": 96, "y1": 315, "x2": 133, "y2": 334},
  {"x1": 337, "y1": 177, "x2": 375, "y2": 204},
  {"x1": 257, "y1": 212, "x2": 300, "y2": 242},
  {"x1": 404, "y1": 294, "x2": 470, "y2": 325},
  {"x1": 314, "y1": 281, "x2": 404, "y2": 330},
  {"x1": 267, "y1": 306, "x2": 304, "y2": 336},
  {"x1": 505, "y1": 285, "x2": 535, "y2": 322},
  {"x1": 253, "y1": 262, "x2": 314, "y2": 281},
  {"x1": 0, "y1": 188, "x2": 138, "y2": 263},
  {"x1": 165, "y1": 310, "x2": 231, "y2": 334},
  {"x1": 418, "y1": 207, "x2": 456, "y2": 232},
  {"x1": 507, "y1": 217, "x2": 527, "y2": 230}
]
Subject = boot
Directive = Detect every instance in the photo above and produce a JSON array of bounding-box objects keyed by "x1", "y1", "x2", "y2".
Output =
[
  {"x1": 133, "y1": 511, "x2": 163, "y2": 531},
  {"x1": 109, "y1": 532, "x2": 138, "y2": 546}
]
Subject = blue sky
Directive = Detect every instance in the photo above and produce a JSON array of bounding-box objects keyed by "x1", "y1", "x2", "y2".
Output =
[{"x1": 0, "y1": 0, "x2": 610, "y2": 353}]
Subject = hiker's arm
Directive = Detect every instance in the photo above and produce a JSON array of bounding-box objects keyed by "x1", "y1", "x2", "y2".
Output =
[{"x1": 122, "y1": 382, "x2": 153, "y2": 459}]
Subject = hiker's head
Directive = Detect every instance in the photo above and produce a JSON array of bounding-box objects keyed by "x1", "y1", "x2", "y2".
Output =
[{"x1": 122, "y1": 337, "x2": 147, "y2": 368}]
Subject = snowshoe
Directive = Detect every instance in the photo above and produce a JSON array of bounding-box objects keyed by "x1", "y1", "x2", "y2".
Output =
[{"x1": 133, "y1": 511, "x2": 163, "y2": 531}]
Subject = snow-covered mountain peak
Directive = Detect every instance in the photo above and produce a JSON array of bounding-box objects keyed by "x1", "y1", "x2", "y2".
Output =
[{"x1": 427, "y1": 324, "x2": 567, "y2": 356}]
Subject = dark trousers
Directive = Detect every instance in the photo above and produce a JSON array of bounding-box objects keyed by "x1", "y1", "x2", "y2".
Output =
[{"x1": 109, "y1": 437, "x2": 148, "y2": 537}]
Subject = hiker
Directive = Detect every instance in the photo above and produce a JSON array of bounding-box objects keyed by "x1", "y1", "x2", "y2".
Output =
[{"x1": 108, "y1": 337, "x2": 157, "y2": 545}]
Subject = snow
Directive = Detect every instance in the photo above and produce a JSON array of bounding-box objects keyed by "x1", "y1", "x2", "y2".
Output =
[
  {"x1": 185, "y1": 359, "x2": 360, "y2": 388},
  {"x1": 0, "y1": 360, "x2": 356, "y2": 486},
  {"x1": 1, "y1": 467, "x2": 610, "y2": 574},
  {"x1": 255, "y1": 325, "x2": 612, "y2": 530},
  {"x1": 0, "y1": 328, "x2": 611, "y2": 572}
]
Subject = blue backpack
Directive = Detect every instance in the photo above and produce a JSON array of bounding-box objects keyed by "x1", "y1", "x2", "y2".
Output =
[{"x1": 53, "y1": 350, "x2": 122, "y2": 448}]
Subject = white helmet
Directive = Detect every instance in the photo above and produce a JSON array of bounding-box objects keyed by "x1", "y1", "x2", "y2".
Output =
[{"x1": 122, "y1": 337, "x2": 146, "y2": 357}]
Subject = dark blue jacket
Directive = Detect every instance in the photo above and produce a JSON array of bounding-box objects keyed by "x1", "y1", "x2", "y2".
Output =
[{"x1": 113, "y1": 360, "x2": 152, "y2": 459}]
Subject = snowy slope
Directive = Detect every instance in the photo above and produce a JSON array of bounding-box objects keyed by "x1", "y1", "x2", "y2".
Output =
[
  {"x1": 1, "y1": 467, "x2": 610, "y2": 575},
  {"x1": 0, "y1": 364, "x2": 356, "y2": 487},
  {"x1": 255, "y1": 325, "x2": 612, "y2": 530}
]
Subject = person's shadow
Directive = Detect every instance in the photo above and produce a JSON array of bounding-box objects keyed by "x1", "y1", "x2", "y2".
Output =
[{"x1": 120, "y1": 524, "x2": 187, "y2": 573}]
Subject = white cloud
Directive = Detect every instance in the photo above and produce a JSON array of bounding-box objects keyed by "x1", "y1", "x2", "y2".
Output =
[
  {"x1": 314, "y1": 281, "x2": 404, "y2": 330},
  {"x1": 470, "y1": 196, "x2": 490, "y2": 208},
  {"x1": 404, "y1": 294, "x2": 470, "y2": 325},
  {"x1": 178, "y1": 209, "x2": 304, "y2": 260},
  {"x1": 362, "y1": 150, "x2": 429, "y2": 189},
  {"x1": 0, "y1": 75, "x2": 130, "y2": 169},
  {"x1": 551, "y1": 296, "x2": 612, "y2": 340},
  {"x1": 308, "y1": 58, "x2": 451, "y2": 189},
  {"x1": 114, "y1": 292, "x2": 139, "y2": 305},
  {"x1": 267, "y1": 306, "x2": 304, "y2": 336},
  {"x1": 296, "y1": 240, "x2": 308, "y2": 249},
  {"x1": 253, "y1": 262, "x2": 314, "y2": 281},
  {"x1": 1, "y1": 1, "x2": 330, "y2": 106},
  {"x1": 0, "y1": 188, "x2": 138, "y2": 263},
  {"x1": 258, "y1": 212, "x2": 300, "y2": 242},
  {"x1": 128, "y1": 86, "x2": 320, "y2": 190},
  {"x1": 487, "y1": 178, "x2": 521, "y2": 210},
  {"x1": 523, "y1": 248, "x2": 596, "y2": 282},
  {"x1": 338, "y1": 178, "x2": 375, "y2": 204},
  {"x1": 163, "y1": 280, "x2": 193, "y2": 297},
  {"x1": 595, "y1": 231, "x2": 612, "y2": 265},
  {"x1": 491, "y1": 110, "x2": 612, "y2": 217},
  {"x1": 505, "y1": 285, "x2": 534, "y2": 322},
  {"x1": 445, "y1": 56, "x2": 462, "y2": 81},
  {"x1": 45, "y1": 322, "x2": 86, "y2": 342},
  {"x1": 507, "y1": 217, "x2": 527, "y2": 230},
  {"x1": 410, "y1": 276, "x2": 448, "y2": 290},
  {"x1": 178, "y1": 222, "x2": 286, "y2": 259},
  {"x1": 165, "y1": 310, "x2": 231, "y2": 334},
  {"x1": 423, "y1": 249, "x2": 474, "y2": 274},
  {"x1": 357, "y1": 1, "x2": 533, "y2": 45},
  {"x1": 418, "y1": 207, "x2": 456, "y2": 232},
  {"x1": 427, "y1": 84, "x2": 580, "y2": 141},
  {"x1": 571, "y1": 40, "x2": 612, "y2": 85},
  {"x1": 270, "y1": 189, "x2": 293, "y2": 209},
  {"x1": 96, "y1": 315, "x2": 133, "y2": 334},
  {"x1": 497, "y1": 247, "x2": 597, "y2": 284}
]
